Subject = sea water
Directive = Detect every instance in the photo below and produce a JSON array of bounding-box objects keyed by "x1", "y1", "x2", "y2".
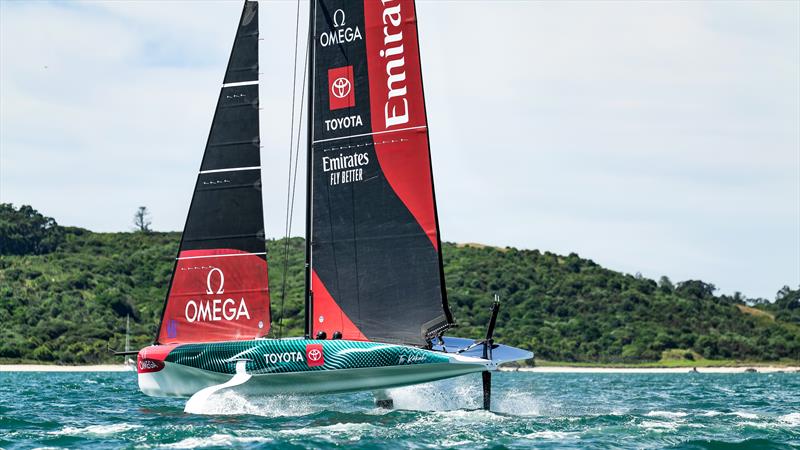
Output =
[{"x1": 0, "y1": 371, "x2": 798, "y2": 449}]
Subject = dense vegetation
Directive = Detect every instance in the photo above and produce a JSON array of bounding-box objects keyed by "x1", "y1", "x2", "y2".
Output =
[
  {"x1": 0, "y1": 203, "x2": 64, "y2": 255},
  {"x1": 1, "y1": 204, "x2": 798, "y2": 364}
]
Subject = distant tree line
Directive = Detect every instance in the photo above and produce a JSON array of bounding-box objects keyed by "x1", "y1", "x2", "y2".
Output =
[{"x1": 0, "y1": 204, "x2": 798, "y2": 364}]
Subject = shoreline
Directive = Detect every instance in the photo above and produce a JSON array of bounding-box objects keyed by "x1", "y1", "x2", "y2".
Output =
[
  {"x1": 501, "y1": 366, "x2": 800, "y2": 374},
  {"x1": 0, "y1": 364, "x2": 133, "y2": 372},
  {"x1": 1, "y1": 364, "x2": 797, "y2": 374}
]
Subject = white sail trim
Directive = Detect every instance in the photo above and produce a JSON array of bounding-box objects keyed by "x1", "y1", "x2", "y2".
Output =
[
  {"x1": 312, "y1": 125, "x2": 427, "y2": 144},
  {"x1": 199, "y1": 166, "x2": 261, "y2": 174},
  {"x1": 222, "y1": 80, "x2": 259, "y2": 88},
  {"x1": 177, "y1": 252, "x2": 266, "y2": 260}
]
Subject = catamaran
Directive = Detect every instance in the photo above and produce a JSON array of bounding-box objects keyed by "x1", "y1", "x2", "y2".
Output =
[{"x1": 126, "y1": 0, "x2": 532, "y2": 410}]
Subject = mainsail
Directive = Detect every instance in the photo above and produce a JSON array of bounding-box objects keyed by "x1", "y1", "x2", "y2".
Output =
[
  {"x1": 308, "y1": 0, "x2": 453, "y2": 346},
  {"x1": 156, "y1": 0, "x2": 269, "y2": 344}
]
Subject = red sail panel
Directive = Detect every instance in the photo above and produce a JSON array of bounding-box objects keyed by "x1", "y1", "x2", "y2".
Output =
[
  {"x1": 363, "y1": 0, "x2": 436, "y2": 250},
  {"x1": 362, "y1": 0, "x2": 427, "y2": 132},
  {"x1": 157, "y1": 249, "x2": 270, "y2": 344},
  {"x1": 372, "y1": 129, "x2": 437, "y2": 251},
  {"x1": 311, "y1": 270, "x2": 367, "y2": 340},
  {"x1": 309, "y1": 0, "x2": 452, "y2": 346}
]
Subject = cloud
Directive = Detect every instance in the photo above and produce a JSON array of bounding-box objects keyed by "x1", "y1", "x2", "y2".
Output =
[{"x1": 1, "y1": 1, "x2": 797, "y2": 299}]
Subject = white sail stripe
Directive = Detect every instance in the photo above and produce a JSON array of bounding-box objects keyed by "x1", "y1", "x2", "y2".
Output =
[
  {"x1": 222, "y1": 80, "x2": 259, "y2": 88},
  {"x1": 199, "y1": 166, "x2": 261, "y2": 174},
  {"x1": 177, "y1": 252, "x2": 266, "y2": 260},
  {"x1": 312, "y1": 125, "x2": 428, "y2": 144}
]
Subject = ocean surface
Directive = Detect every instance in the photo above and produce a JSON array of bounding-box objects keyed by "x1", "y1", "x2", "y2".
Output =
[{"x1": 0, "y1": 370, "x2": 798, "y2": 449}]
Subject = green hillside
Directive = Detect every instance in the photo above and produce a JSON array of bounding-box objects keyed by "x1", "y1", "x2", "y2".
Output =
[{"x1": 1, "y1": 204, "x2": 798, "y2": 365}]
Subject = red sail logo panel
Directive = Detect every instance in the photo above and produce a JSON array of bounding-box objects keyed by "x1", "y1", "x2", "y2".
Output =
[
  {"x1": 328, "y1": 66, "x2": 356, "y2": 110},
  {"x1": 157, "y1": 249, "x2": 270, "y2": 344},
  {"x1": 363, "y1": 0, "x2": 437, "y2": 250},
  {"x1": 363, "y1": 0, "x2": 426, "y2": 132}
]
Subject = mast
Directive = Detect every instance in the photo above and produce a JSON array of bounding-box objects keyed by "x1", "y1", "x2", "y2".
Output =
[
  {"x1": 125, "y1": 314, "x2": 130, "y2": 353},
  {"x1": 304, "y1": 0, "x2": 316, "y2": 339}
]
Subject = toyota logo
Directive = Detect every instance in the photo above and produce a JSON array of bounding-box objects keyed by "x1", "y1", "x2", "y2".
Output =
[
  {"x1": 307, "y1": 349, "x2": 322, "y2": 362},
  {"x1": 331, "y1": 77, "x2": 351, "y2": 99}
]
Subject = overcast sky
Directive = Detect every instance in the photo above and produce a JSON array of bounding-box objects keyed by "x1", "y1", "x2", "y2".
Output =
[{"x1": 1, "y1": 1, "x2": 797, "y2": 300}]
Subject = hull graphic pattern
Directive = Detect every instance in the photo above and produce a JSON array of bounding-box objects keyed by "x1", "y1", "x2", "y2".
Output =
[{"x1": 138, "y1": 339, "x2": 489, "y2": 398}]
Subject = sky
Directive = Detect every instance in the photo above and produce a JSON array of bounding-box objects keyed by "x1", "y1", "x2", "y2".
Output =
[{"x1": 1, "y1": 0, "x2": 798, "y2": 300}]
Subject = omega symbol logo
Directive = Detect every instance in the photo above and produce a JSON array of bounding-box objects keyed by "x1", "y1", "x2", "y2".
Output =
[
  {"x1": 307, "y1": 348, "x2": 322, "y2": 362},
  {"x1": 332, "y1": 9, "x2": 345, "y2": 27},
  {"x1": 331, "y1": 77, "x2": 351, "y2": 99},
  {"x1": 206, "y1": 267, "x2": 225, "y2": 295}
]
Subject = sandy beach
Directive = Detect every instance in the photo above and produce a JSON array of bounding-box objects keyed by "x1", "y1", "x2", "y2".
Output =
[{"x1": 0, "y1": 364, "x2": 132, "y2": 372}]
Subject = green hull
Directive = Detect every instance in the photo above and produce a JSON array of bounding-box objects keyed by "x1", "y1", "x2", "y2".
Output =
[{"x1": 138, "y1": 339, "x2": 491, "y2": 398}]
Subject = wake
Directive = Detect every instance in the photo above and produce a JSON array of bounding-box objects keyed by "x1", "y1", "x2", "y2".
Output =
[
  {"x1": 388, "y1": 375, "x2": 540, "y2": 416},
  {"x1": 182, "y1": 373, "x2": 540, "y2": 417}
]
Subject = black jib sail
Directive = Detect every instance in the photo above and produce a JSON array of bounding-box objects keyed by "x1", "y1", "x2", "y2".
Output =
[
  {"x1": 307, "y1": 0, "x2": 453, "y2": 346},
  {"x1": 156, "y1": 0, "x2": 270, "y2": 345}
]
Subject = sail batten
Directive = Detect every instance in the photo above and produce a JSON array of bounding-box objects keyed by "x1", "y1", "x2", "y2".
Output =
[
  {"x1": 177, "y1": 252, "x2": 267, "y2": 260},
  {"x1": 156, "y1": 0, "x2": 269, "y2": 345},
  {"x1": 308, "y1": 0, "x2": 453, "y2": 346},
  {"x1": 312, "y1": 125, "x2": 428, "y2": 144}
]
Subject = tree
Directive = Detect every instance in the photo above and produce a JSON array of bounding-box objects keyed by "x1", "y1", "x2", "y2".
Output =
[
  {"x1": 776, "y1": 286, "x2": 799, "y2": 311},
  {"x1": 0, "y1": 203, "x2": 64, "y2": 255},
  {"x1": 133, "y1": 206, "x2": 152, "y2": 233},
  {"x1": 776, "y1": 285, "x2": 792, "y2": 302},
  {"x1": 676, "y1": 280, "x2": 716, "y2": 300},
  {"x1": 658, "y1": 276, "x2": 674, "y2": 293}
]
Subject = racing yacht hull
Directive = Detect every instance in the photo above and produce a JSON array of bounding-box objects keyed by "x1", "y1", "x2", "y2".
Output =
[{"x1": 137, "y1": 338, "x2": 516, "y2": 398}]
